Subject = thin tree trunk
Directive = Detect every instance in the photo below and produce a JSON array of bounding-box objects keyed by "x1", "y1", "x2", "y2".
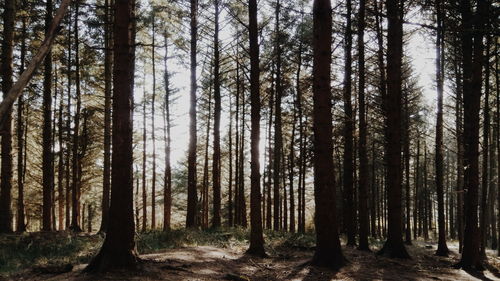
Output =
[
  {"x1": 357, "y1": 0, "x2": 369, "y2": 251},
  {"x1": 211, "y1": 0, "x2": 222, "y2": 228},
  {"x1": 42, "y1": 0, "x2": 54, "y2": 232},
  {"x1": 435, "y1": 0, "x2": 449, "y2": 256},
  {"x1": 162, "y1": 33, "x2": 172, "y2": 231},
  {"x1": 272, "y1": 0, "x2": 283, "y2": 232},
  {"x1": 99, "y1": 0, "x2": 112, "y2": 233},
  {"x1": 16, "y1": 15, "x2": 27, "y2": 233},
  {"x1": 151, "y1": 12, "x2": 157, "y2": 230},
  {"x1": 186, "y1": 0, "x2": 198, "y2": 228},
  {"x1": 142, "y1": 85, "x2": 147, "y2": 232},
  {"x1": 69, "y1": 1, "x2": 82, "y2": 232},
  {"x1": 342, "y1": 0, "x2": 355, "y2": 246}
]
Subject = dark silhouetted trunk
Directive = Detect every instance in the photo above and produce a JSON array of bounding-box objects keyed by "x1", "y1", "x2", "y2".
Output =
[
  {"x1": 211, "y1": 0, "x2": 222, "y2": 228},
  {"x1": 0, "y1": 0, "x2": 15, "y2": 233},
  {"x1": 342, "y1": 0, "x2": 355, "y2": 247},
  {"x1": 99, "y1": 0, "x2": 112, "y2": 233},
  {"x1": 69, "y1": 1, "x2": 82, "y2": 232},
  {"x1": 457, "y1": 0, "x2": 487, "y2": 270},
  {"x1": 311, "y1": 0, "x2": 345, "y2": 269},
  {"x1": 163, "y1": 33, "x2": 172, "y2": 231},
  {"x1": 246, "y1": 0, "x2": 265, "y2": 257},
  {"x1": 435, "y1": 0, "x2": 448, "y2": 256},
  {"x1": 85, "y1": 0, "x2": 138, "y2": 272},
  {"x1": 357, "y1": 0, "x2": 369, "y2": 251},
  {"x1": 378, "y1": 0, "x2": 409, "y2": 258},
  {"x1": 16, "y1": 16, "x2": 27, "y2": 233},
  {"x1": 186, "y1": 0, "x2": 198, "y2": 228},
  {"x1": 142, "y1": 87, "x2": 147, "y2": 232},
  {"x1": 151, "y1": 13, "x2": 157, "y2": 230},
  {"x1": 42, "y1": 0, "x2": 54, "y2": 232}
]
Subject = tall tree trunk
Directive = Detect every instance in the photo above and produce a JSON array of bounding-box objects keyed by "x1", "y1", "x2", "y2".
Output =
[
  {"x1": 0, "y1": 0, "x2": 15, "y2": 234},
  {"x1": 357, "y1": 0, "x2": 369, "y2": 251},
  {"x1": 266, "y1": 71, "x2": 274, "y2": 230},
  {"x1": 211, "y1": 0, "x2": 222, "y2": 228},
  {"x1": 246, "y1": 0, "x2": 265, "y2": 257},
  {"x1": 457, "y1": 0, "x2": 487, "y2": 270},
  {"x1": 186, "y1": 0, "x2": 198, "y2": 228},
  {"x1": 228, "y1": 93, "x2": 233, "y2": 227},
  {"x1": 57, "y1": 69, "x2": 65, "y2": 230},
  {"x1": 342, "y1": 0, "x2": 355, "y2": 247},
  {"x1": 311, "y1": 0, "x2": 345, "y2": 269},
  {"x1": 65, "y1": 7, "x2": 72, "y2": 230},
  {"x1": 142, "y1": 85, "x2": 147, "y2": 232},
  {"x1": 99, "y1": 0, "x2": 112, "y2": 233},
  {"x1": 454, "y1": 33, "x2": 464, "y2": 251},
  {"x1": 16, "y1": 15, "x2": 27, "y2": 233},
  {"x1": 150, "y1": 12, "x2": 157, "y2": 230},
  {"x1": 403, "y1": 93, "x2": 411, "y2": 245},
  {"x1": 435, "y1": 0, "x2": 449, "y2": 256},
  {"x1": 479, "y1": 32, "x2": 491, "y2": 258},
  {"x1": 41, "y1": 0, "x2": 54, "y2": 232},
  {"x1": 85, "y1": 0, "x2": 138, "y2": 271},
  {"x1": 272, "y1": 0, "x2": 283, "y2": 232},
  {"x1": 414, "y1": 138, "x2": 420, "y2": 238},
  {"x1": 202, "y1": 77, "x2": 212, "y2": 229},
  {"x1": 378, "y1": 0, "x2": 409, "y2": 258},
  {"x1": 69, "y1": 1, "x2": 82, "y2": 232},
  {"x1": 162, "y1": 33, "x2": 172, "y2": 231}
]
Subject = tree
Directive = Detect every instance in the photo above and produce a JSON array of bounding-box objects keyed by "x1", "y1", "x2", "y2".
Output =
[
  {"x1": 186, "y1": 0, "x2": 198, "y2": 228},
  {"x1": 99, "y1": 0, "x2": 112, "y2": 233},
  {"x1": 273, "y1": 0, "x2": 283, "y2": 232},
  {"x1": 246, "y1": 0, "x2": 266, "y2": 257},
  {"x1": 342, "y1": 0, "x2": 355, "y2": 247},
  {"x1": 377, "y1": 0, "x2": 410, "y2": 258},
  {"x1": 163, "y1": 33, "x2": 172, "y2": 231},
  {"x1": 42, "y1": 0, "x2": 54, "y2": 232},
  {"x1": 456, "y1": 0, "x2": 487, "y2": 270},
  {"x1": 0, "y1": 0, "x2": 15, "y2": 233},
  {"x1": 211, "y1": 0, "x2": 222, "y2": 228},
  {"x1": 69, "y1": 0, "x2": 82, "y2": 232},
  {"x1": 357, "y1": 0, "x2": 369, "y2": 251},
  {"x1": 85, "y1": 0, "x2": 138, "y2": 272},
  {"x1": 311, "y1": 0, "x2": 345, "y2": 269},
  {"x1": 434, "y1": 0, "x2": 449, "y2": 257}
]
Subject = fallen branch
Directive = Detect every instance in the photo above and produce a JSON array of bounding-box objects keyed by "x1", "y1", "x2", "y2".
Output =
[{"x1": 0, "y1": 0, "x2": 71, "y2": 128}]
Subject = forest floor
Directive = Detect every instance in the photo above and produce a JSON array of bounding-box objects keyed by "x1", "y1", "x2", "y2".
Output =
[{"x1": 1, "y1": 229, "x2": 500, "y2": 281}]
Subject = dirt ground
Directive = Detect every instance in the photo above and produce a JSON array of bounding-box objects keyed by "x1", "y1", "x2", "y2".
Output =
[{"x1": 7, "y1": 241, "x2": 500, "y2": 281}]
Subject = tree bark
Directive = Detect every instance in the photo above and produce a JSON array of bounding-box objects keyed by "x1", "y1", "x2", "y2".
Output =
[
  {"x1": 378, "y1": 0, "x2": 410, "y2": 258},
  {"x1": 186, "y1": 0, "x2": 198, "y2": 228},
  {"x1": 151, "y1": 12, "x2": 157, "y2": 230},
  {"x1": 357, "y1": 0, "x2": 369, "y2": 251},
  {"x1": 246, "y1": 0, "x2": 266, "y2": 257},
  {"x1": 0, "y1": 0, "x2": 15, "y2": 233},
  {"x1": 42, "y1": 0, "x2": 54, "y2": 232},
  {"x1": 457, "y1": 0, "x2": 487, "y2": 270},
  {"x1": 162, "y1": 33, "x2": 172, "y2": 231},
  {"x1": 435, "y1": 0, "x2": 449, "y2": 256},
  {"x1": 85, "y1": 0, "x2": 138, "y2": 272},
  {"x1": 99, "y1": 0, "x2": 112, "y2": 233},
  {"x1": 211, "y1": 0, "x2": 222, "y2": 228},
  {"x1": 69, "y1": 1, "x2": 82, "y2": 233},
  {"x1": 342, "y1": 0, "x2": 355, "y2": 247},
  {"x1": 311, "y1": 0, "x2": 345, "y2": 269}
]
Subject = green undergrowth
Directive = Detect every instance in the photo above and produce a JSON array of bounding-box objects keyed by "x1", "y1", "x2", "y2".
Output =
[{"x1": 0, "y1": 228, "x2": 316, "y2": 277}]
